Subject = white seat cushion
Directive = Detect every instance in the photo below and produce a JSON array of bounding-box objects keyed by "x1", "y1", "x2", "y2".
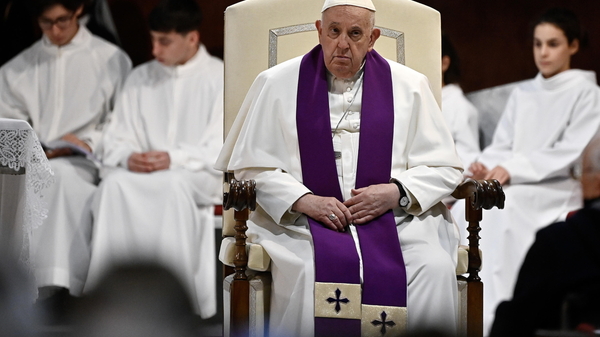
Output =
[
  {"x1": 220, "y1": 237, "x2": 478, "y2": 275},
  {"x1": 219, "y1": 237, "x2": 271, "y2": 272}
]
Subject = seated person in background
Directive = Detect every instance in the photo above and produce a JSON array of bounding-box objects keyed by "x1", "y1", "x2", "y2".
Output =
[
  {"x1": 451, "y1": 8, "x2": 600, "y2": 334},
  {"x1": 216, "y1": 0, "x2": 463, "y2": 335},
  {"x1": 0, "y1": 0, "x2": 131, "y2": 300},
  {"x1": 76, "y1": 0, "x2": 223, "y2": 319},
  {"x1": 441, "y1": 33, "x2": 480, "y2": 170},
  {"x1": 491, "y1": 136, "x2": 600, "y2": 336}
]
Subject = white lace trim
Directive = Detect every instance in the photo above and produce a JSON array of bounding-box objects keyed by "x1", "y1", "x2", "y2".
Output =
[{"x1": 0, "y1": 124, "x2": 54, "y2": 270}]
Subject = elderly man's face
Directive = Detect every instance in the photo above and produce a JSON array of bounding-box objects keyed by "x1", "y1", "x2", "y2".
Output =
[{"x1": 316, "y1": 6, "x2": 380, "y2": 79}]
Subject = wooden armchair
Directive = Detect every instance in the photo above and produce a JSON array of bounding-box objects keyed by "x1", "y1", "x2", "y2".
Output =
[{"x1": 221, "y1": 178, "x2": 504, "y2": 337}]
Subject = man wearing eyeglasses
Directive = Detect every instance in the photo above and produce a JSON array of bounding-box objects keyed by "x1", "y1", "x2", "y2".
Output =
[{"x1": 0, "y1": 0, "x2": 131, "y2": 312}]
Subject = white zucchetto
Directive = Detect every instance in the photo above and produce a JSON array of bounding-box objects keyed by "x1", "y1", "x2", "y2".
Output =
[{"x1": 321, "y1": 0, "x2": 377, "y2": 12}]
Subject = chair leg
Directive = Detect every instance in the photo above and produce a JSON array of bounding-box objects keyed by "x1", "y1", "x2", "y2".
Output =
[
  {"x1": 465, "y1": 196, "x2": 484, "y2": 337},
  {"x1": 466, "y1": 280, "x2": 483, "y2": 337},
  {"x1": 230, "y1": 278, "x2": 250, "y2": 337},
  {"x1": 229, "y1": 207, "x2": 251, "y2": 337}
]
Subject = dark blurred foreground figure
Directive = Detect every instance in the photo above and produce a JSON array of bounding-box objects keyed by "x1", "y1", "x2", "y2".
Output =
[
  {"x1": 0, "y1": 253, "x2": 38, "y2": 337},
  {"x1": 490, "y1": 135, "x2": 600, "y2": 336},
  {"x1": 71, "y1": 263, "x2": 197, "y2": 337}
]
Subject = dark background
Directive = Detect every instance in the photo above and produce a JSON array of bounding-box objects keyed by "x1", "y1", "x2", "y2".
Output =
[{"x1": 2, "y1": 0, "x2": 599, "y2": 92}]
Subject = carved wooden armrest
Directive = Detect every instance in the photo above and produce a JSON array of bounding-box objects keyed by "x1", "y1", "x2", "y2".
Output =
[
  {"x1": 451, "y1": 178, "x2": 505, "y2": 337},
  {"x1": 452, "y1": 178, "x2": 504, "y2": 281},
  {"x1": 223, "y1": 177, "x2": 256, "y2": 279},
  {"x1": 222, "y1": 176, "x2": 256, "y2": 337}
]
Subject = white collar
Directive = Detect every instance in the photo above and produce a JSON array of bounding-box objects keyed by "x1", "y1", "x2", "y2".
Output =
[
  {"x1": 327, "y1": 61, "x2": 365, "y2": 94},
  {"x1": 535, "y1": 69, "x2": 597, "y2": 91},
  {"x1": 41, "y1": 24, "x2": 90, "y2": 52},
  {"x1": 160, "y1": 44, "x2": 209, "y2": 77}
]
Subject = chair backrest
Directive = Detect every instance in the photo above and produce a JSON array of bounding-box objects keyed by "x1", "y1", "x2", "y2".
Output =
[
  {"x1": 222, "y1": 0, "x2": 442, "y2": 234},
  {"x1": 223, "y1": 0, "x2": 441, "y2": 136}
]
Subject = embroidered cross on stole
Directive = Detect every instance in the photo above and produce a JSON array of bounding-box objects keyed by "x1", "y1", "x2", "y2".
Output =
[{"x1": 297, "y1": 45, "x2": 408, "y2": 337}]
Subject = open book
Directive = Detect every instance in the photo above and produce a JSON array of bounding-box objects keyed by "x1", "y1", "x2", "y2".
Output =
[{"x1": 41, "y1": 139, "x2": 100, "y2": 164}]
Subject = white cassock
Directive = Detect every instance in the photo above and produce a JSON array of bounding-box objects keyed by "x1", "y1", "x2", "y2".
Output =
[
  {"x1": 217, "y1": 54, "x2": 464, "y2": 336},
  {"x1": 441, "y1": 83, "x2": 480, "y2": 168},
  {"x1": 0, "y1": 25, "x2": 131, "y2": 291},
  {"x1": 451, "y1": 69, "x2": 600, "y2": 335},
  {"x1": 77, "y1": 44, "x2": 223, "y2": 318}
]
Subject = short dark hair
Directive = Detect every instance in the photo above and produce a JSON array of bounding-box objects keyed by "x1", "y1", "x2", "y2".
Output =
[
  {"x1": 148, "y1": 0, "x2": 203, "y2": 34},
  {"x1": 442, "y1": 33, "x2": 461, "y2": 85},
  {"x1": 534, "y1": 8, "x2": 584, "y2": 46},
  {"x1": 28, "y1": 0, "x2": 86, "y2": 18}
]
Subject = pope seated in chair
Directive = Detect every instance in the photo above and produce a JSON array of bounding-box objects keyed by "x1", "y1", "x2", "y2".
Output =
[{"x1": 216, "y1": 0, "x2": 464, "y2": 336}]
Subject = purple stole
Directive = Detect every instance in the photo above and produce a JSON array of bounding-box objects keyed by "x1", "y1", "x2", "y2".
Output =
[{"x1": 297, "y1": 45, "x2": 407, "y2": 336}]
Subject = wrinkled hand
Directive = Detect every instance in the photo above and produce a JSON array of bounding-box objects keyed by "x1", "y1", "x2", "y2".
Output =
[
  {"x1": 485, "y1": 166, "x2": 510, "y2": 186},
  {"x1": 292, "y1": 194, "x2": 352, "y2": 231},
  {"x1": 468, "y1": 162, "x2": 489, "y2": 180},
  {"x1": 127, "y1": 151, "x2": 170, "y2": 173},
  {"x1": 61, "y1": 133, "x2": 92, "y2": 153},
  {"x1": 343, "y1": 183, "x2": 399, "y2": 225}
]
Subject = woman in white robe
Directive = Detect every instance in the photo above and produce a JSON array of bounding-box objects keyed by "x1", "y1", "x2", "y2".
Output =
[
  {"x1": 0, "y1": 1, "x2": 131, "y2": 295},
  {"x1": 451, "y1": 8, "x2": 600, "y2": 334}
]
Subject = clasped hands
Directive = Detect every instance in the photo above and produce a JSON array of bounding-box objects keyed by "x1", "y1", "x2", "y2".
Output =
[
  {"x1": 292, "y1": 183, "x2": 399, "y2": 232},
  {"x1": 469, "y1": 162, "x2": 510, "y2": 185},
  {"x1": 127, "y1": 151, "x2": 170, "y2": 173}
]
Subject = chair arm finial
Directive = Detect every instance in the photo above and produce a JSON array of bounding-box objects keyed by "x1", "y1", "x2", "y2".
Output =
[{"x1": 223, "y1": 178, "x2": 257, "y2": 212}]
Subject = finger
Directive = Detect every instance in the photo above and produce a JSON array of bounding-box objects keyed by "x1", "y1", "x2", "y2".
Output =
[
  {"x1": 331, "y1": 208, "x2": 347, "y2": 228},
  {"x1": 129, "y1": 153, "x2": 144, "y2": 161},
  {"x1": 497, "y1": 174, "x2": 509, "y2": 186},
  {"x1": 323, "y1": 215, "x2": 343, "y2": 231},
  {"x1": 330, "y1": 209, "x2": 346, "y2": 230},
  {"x1": 343, "y1": 196, "x2": 359, "y2": 208},
  {"x1": 483, "y1": 169, "x2": 496, "y2": 180},
  {"x1": 346, "y1": 201, "x2": 363, "y2": 216},
  {"x1": 344, "y1": 191, "x2": 368, "y2": 208},
  {"x1": 336, "y1": 200, "x2": 354, "y2": 221},
  {"x1": 153, "y1": 162, "x2": 168, "y2": 171},
  {"x1": 350, "y1": 187, "x2": 366, "y2": 196},
  {"x1": 353, "y1": 212, "x2": 373, "y2": 225},
  {"x1": 340, "y1": 206, "x2": 353, "y2": 225},
  {"x1": 128, "y1": 163, "x2": 145, "y2": 173},
  {"x1": 130, "y1": 160, "x2": 151, "y2": 170},
  {"x1": 129, "y1": 160, "x2": 153, "y2": 173}
]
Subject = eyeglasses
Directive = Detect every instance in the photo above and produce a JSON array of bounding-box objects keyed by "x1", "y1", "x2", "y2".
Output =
[{"x1": 38, "y1": 13, "x2": 75, "y2": 30}]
